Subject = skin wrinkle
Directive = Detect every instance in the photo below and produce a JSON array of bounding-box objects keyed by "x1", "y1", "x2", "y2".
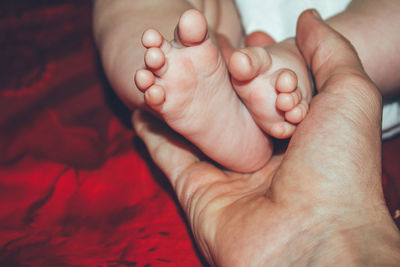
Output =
[
  {"x1": 261, "y1": 203, "x2": 316, "y2": 266},
  {"x1": 311, "y1": 221, "x2": 396, "y2": 265},
  {"x1": 102, "y1": 1, "x2": 306, "y2": 171},
  {"x1": 182, "y1": 168, "x2": 219, "y2": 220},
  {"x1": 96, "y1": 0, "x2": 400, "y2": 264},
  {"x1": 189, "y1": 186, "x2": 222, "y2": 264}
]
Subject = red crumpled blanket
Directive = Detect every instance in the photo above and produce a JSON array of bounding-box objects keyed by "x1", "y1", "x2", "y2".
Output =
[{"x1": 0, "y1": 1, "x2": 399, "y2": 266}]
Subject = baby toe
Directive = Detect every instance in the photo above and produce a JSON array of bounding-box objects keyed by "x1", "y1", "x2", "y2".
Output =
[
  {"x1": 135, "y1": 69, "x2": 155, "y2": 92},
  {"x1": 142, "y1": 28, "x2": 164, "y2": 48},
  {"x1": 177, "y1": 9, "x2": 208, "y2": 46},
  {"x1": 144, "y1": 84, "x2": 166, "y2": 108},
  {"x1": 276, "y1": 69, "x2": 298, "y2": 93},
  {"x1": 229, "y1": 51, "x2": 254, "y2": 82},
  {"x1": 229, "y1": 47, "x2": 271, "y2": 82},
  {"x1": 270, "y1": 121, "x2": 296, "y2": 139},
  {"x1": 285, "y1": 100, "x2": 309, "y2": 124},
  {"x1": 276, "y1": 90, "x2": 301, "y2": 112},
  {"x1": 144, "y1": 47, "x2": 167, "y2": 75}
]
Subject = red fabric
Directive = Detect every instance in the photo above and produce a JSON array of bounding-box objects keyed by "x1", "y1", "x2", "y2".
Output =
[
  {"x1": 0, "y1": 1, "x2": 203, "y2": 266},
  {"x1": 0, "y1": 1, "x2": 399, "y2": 266}
]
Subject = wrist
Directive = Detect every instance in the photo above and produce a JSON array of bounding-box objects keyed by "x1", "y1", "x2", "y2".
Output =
[
  {"x1": 312, "y1": 223, "x2": 400, "y2": 266},
  {"x1": 264, "y1": 201, "x2": 400, "y2": 266}
]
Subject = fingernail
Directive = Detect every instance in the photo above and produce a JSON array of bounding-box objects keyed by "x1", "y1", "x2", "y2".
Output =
[{"x1": 311, "y1": 9, "x2": 322, "y2": 20}]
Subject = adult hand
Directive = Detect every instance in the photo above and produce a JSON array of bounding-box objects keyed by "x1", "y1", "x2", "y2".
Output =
[{"x1": 133, "y1": 10, "x2": 400, "y2": 266}]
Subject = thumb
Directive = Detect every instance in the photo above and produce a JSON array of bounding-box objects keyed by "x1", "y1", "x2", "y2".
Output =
[
  {"x1": 273, "y1": 10, "x2": 384, "y2": 206},
  {"x1": 245, "y1": 31, "x2": 276, "y2": 47},
  {"x1": 296, "y1": 9, "x2": 367, "y2": 91},
  {"x1": 295, "y1": 9, "x2": 381, "y2": 130}
]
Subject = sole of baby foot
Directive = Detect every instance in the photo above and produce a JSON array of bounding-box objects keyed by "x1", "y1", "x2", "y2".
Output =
[
  {"x1": 230, "y1": 46, "x2": 311, "y2": 139},
  {"x1": 135, "y1": 9, "x2": 273, "y2": 172}
]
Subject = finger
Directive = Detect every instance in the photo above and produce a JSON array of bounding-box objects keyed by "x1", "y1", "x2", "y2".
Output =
[
  {"x1": 275, "y1": 10, "x2": 383, "y2": 203},
  {"x1": 296, "y1": 9, "x2": 368, "y2": 92},
  {"x1": 245, "y1": 31, "x2": 276, "y2": 47},
  {"x1": 295, "y1": 9, "x2": 381, "y2": 135},
  {"x1": 132, "y1": 110, "x2": 227, "y2": 205},
  {"x1": 132, "y1": 110, "x2": 199, "y2": 184}
]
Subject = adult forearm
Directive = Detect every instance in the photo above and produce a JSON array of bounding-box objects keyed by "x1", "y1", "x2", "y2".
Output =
[{"x1": 326, "y1": 0, "x2": 400, "y2": 97}]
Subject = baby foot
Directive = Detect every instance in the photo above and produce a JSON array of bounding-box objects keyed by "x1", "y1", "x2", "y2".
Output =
[
  {"x1": 229, "y1": 41, "x2": 312, "y2": 139},
  {"x1": 135, "y1": 9, "x2": 272, "y2": 172}
]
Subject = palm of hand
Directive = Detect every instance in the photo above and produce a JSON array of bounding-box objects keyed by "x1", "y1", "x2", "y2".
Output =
[
  {"x1": 133, "y1": 88, "x2": 384, "y2": 266},
  {"x1": 132, "y1": 10, "x2": 395, "y2": 266}
]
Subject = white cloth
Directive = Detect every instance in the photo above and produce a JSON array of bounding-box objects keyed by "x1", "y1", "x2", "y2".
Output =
[
  {"x1": 235, "y1": 0, "x2": 350, "y2": 41},
  {"x1": 382, "y1": 101, "x2": 400, "y2": 140},
  {"x1": 235, "y1": 0, "x2": 400, "y2": 139}
]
